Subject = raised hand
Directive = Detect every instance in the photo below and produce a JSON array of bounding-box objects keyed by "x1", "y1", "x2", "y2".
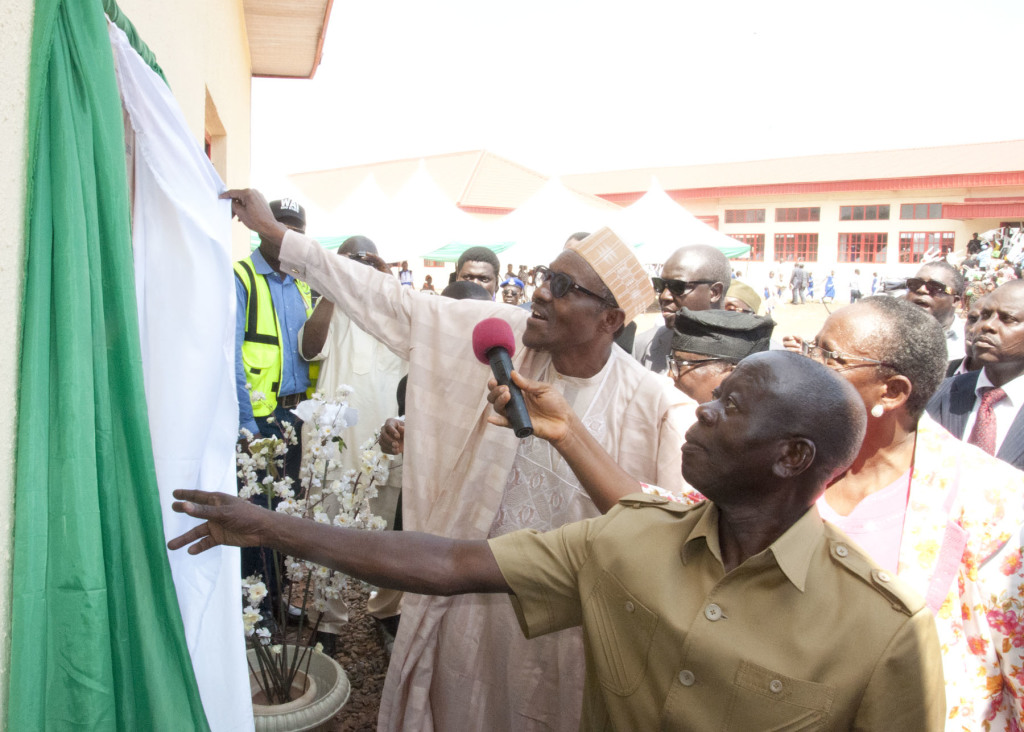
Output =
[
  {"x1": 219, "y1": 188, "x2": 288, "y2": 252},
  {"x1": 379, "y1": 417, "x2": 405, "y2": 455}
]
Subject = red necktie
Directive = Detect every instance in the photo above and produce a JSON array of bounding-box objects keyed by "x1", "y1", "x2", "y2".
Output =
[{"x1": 967, "y1": 386, "x2": 1007, "y2": 455}]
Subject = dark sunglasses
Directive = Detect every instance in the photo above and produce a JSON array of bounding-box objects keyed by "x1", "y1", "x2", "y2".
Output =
[
  {"x1": 535, "y1": 266, "x2": 617, "y2": 306},
  {"x1": 905, "y1": 277, "x2": 950, "y2": 297},
  {"x1": 652, "y1": 277, "x2": 717, "y2": 297}
]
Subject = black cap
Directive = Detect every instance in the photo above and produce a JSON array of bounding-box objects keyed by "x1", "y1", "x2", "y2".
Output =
[
  {"x1": 671, "y1": 308, "x2": 776, "y2": 360},
  {"x1": 269, "y1": 198, "x2": 306, "y2": 229}
]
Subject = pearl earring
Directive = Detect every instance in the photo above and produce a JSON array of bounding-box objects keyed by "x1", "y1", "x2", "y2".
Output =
[{"x1": 870, "y1": 404, "x2": 884, "y2": 418}]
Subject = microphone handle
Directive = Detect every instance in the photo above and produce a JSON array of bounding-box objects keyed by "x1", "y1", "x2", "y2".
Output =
[{"x1": 487, "y1": 347, "x2": 533, "y2": 438}]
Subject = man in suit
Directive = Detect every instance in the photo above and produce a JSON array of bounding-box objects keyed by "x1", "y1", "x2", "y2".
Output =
[{"x1": 927, "y1": 280, "x2": 1024, "y2": 470}]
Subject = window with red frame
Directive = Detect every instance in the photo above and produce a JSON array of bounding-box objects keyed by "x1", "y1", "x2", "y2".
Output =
[
  {"x1": 775, "y1": 207, "x2": 820, "y2": 222},
  {"x1": 898, "y1": 232, "x2": 955, "y2": 263},
  {"x1": 774, "y1": 233, "x2": 818, "y2": 261},
  {"x1": 732, "y1": 234, "x2": 765, "y2": 261},
  {"x1": 838, "y1": 233, "x2": 888, "y2": 263},
  {"x1": 724, "y1": 208, "x2": 765, "y2": 224},
  {"x1": 839, "y1": 204, "x2": 890, "y2": 221},
  {"x1": 899, "y1": 203, "x2": 943, "y2": 220}
]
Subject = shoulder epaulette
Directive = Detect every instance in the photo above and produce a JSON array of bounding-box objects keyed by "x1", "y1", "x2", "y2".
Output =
[
  {"x1": 823, "y1": 531, "x2": 924, "y2": 617},
  {"x1": 617, "y1": 493, "x2": 698, "y2": 514}
]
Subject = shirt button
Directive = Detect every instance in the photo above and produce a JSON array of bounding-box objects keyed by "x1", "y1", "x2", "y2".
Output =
[
  {"x1": 769, "y1": 679, "x2": 783, "y2": 694},
  {"x1": 678, "y1": 670, "x2": 695, "y2": 686},
  {"x1": 704, "y1": 603, "x2": 723, "y2": 621},
  {"x1": 625, "y1": 601, "x2": 635, "y2": 613},
  {"x1": 835, "y1": 544, "x2": 849, "y2": 558},
  {"x1": 877, "y1": 571, "x2": 891, "y2": 583}
]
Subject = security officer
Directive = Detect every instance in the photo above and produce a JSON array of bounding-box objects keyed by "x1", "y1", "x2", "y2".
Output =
[
  {"x1": 233, "y1": 196, "x2": 315, "y2": 478},
  {"x1": 171, "y1": 351, "x2": 944, "y2": 730}
]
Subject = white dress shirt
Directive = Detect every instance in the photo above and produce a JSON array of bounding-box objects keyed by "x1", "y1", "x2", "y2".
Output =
[{"x1": 962, "y1": 368, "x2": 1024, "y2": 453}]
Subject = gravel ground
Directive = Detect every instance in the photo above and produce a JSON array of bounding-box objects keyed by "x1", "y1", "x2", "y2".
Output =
[{"x1": 320, "y1": 585, "x2": 388, "y2": 731}]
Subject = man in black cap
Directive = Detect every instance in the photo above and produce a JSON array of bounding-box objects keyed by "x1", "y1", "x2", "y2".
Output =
[
  {"x1": 668, "y1": 308, "x2": 775, "y2": 403},
  {"x1": 233, "y1": 196, "x2": 315, "y2": 614}
]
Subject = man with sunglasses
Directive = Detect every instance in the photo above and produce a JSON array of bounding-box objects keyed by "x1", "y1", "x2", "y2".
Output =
[
  {"x1": 633, "y1": 244, "x2": 732, "y2": 374},
  {"x1": 218, "y1": 187, "x2": 691, "y2": 732},
  {"x1": 903, "y1": 260, "x2": 966, "y2": 361}
]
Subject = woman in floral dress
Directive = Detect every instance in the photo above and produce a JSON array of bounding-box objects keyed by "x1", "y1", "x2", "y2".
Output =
[{"x1": 791, "y1": 296, "x2": 1024, "y2": 729}]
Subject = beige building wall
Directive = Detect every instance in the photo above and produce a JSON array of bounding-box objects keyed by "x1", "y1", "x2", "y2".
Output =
[
  {"x1": 117, "y1": 0, "x2": 254, "y2": 258},
  {"x1": 0, "y1": 0, "x2": 33, "y2": 719}
]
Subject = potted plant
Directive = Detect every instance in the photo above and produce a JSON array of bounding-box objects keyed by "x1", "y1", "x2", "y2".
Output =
[{"x1": 237, "y1": 386, "x2": 390, "y2": 729}]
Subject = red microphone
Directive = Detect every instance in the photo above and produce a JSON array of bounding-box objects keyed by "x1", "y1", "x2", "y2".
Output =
[{"x1": 472, "y1": 318, "x2": 533, "y2": 438}]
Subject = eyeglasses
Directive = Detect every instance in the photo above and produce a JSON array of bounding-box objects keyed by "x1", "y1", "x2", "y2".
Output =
[
  {"x1": 652, "y1": 277, "x2": 717, "y2": 298},
  {"x1": 667, "y1": 356, "x2": 734, "y2": 378},
  {"x1": 800, "y1": 342, "x2": 895, "y2": 370},
  {"x1": 905, "y1": 277, "x2": 951, "y2": 297},
  {"x1": 535, "y1": 266, "x2": 617, "y2": 306}
]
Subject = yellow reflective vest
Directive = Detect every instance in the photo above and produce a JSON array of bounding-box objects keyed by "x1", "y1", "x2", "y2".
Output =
[{"x1": 233, "y1": 258, "x2": 318, "y2": 417}]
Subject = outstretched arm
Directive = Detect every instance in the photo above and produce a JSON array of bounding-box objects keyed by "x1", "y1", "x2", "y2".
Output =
[
  {"x1": 167, "y1": 490, "x2": 509, "y2": 596},
  {"x1": 487, "y1": 371, "x2": 640, "y2": 513}
]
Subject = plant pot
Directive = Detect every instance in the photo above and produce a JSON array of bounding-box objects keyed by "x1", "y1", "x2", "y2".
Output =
[{"x1": 247, "y1": 647, "x2": 350, "y2": 732}]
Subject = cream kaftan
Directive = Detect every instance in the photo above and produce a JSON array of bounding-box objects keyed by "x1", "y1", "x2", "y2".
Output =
[{"x1": 279, "y1": 232, "x2": 691, "y2": 731}]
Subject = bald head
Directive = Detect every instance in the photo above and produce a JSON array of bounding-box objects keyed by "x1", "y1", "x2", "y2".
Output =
[
  {"x1": 657, "y1": 245, "x2": 732, "y2": 327},
  {"x1": 755, "y1": 352, "x2": 867, "y2": 485},
  {"x1": 685, "y1": 351, "x2": 866, "y2": 508}
]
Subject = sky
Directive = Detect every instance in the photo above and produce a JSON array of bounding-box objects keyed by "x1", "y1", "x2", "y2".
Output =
[{"x1": 251, "y1": 0, "x2": 1024, "y2": 189}]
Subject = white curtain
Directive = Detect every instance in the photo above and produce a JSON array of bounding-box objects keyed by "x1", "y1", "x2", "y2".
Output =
[{"x1": 110, "y1": 22, "x2": 253, "y2": 732}]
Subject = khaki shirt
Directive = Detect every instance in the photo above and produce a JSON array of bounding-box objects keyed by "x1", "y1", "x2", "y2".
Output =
[{"x1": 489, "y1": 495, "x2": 946, "y2": 731}]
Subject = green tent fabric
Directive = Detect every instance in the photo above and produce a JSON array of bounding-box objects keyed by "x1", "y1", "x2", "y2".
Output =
[
  {"x1": 8, "y1": 0, "x2": 210, "y2": 729},
  {"x1": 418, "y1": 240, "x2": 517, "y2": 263}
]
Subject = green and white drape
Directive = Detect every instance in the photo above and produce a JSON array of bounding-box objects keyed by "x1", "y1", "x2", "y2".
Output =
[{"x1": 9, "y1": 0, "x2": 239, "y2": 728}]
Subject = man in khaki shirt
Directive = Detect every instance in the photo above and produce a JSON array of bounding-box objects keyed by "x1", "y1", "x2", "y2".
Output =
[{"x1": 169, "y1": 351, "x2": 945, "y2": 730}]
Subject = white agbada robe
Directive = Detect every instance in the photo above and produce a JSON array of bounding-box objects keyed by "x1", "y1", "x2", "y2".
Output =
[
  {"x1": 111, "y1": 23, "x2": 252, "y2": 732},
  {"x1": 279, "y1": 231, "x2": 691, "y2": 731}
]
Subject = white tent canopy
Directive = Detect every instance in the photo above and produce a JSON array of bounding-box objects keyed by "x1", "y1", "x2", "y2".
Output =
[
  {"x1": 392, "y1": 163, "x2": 496, "y2": 260},
  {"x1": 495, "y1": 178, "x2": 623, "y2": 266},
  {"x1": 616, "y1": 179, "x2": 751, "y2": 265},
  {"x1": 313, "y1": 173, "x2": 397, "y2": 248}
]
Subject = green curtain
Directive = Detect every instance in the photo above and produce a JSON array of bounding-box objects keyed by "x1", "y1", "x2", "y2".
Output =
[{"x1": 8, "y1": 0, "x2": 210, "y2": 728}]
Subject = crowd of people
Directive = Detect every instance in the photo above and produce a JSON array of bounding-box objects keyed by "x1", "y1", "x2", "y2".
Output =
[{"x1": 173, "y1": 190, "x2": 1022, "y2": 730}]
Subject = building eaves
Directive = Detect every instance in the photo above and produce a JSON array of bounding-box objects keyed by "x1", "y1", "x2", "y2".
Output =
[{"x1": 244, "y1": 0, "x2": 333, "y2": 79}]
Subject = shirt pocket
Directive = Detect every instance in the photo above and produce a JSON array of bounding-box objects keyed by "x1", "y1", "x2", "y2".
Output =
[
  {"x1": 584, "y1": 570, "x2": 659, "y2": 696},
  {"x1": 242, "y1": 345, "x2": 277, "y2": 373},
  {"x1": 723, "y1": 661, "x2": 835, "y2": 731}
]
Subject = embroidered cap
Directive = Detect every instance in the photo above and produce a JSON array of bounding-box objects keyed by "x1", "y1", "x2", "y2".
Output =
[{"x1": 564, "y1": 227, "x2": 652, "y2": 324}]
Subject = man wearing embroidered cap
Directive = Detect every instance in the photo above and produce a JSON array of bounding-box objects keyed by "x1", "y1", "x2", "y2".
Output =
[{"x1": 217, "y1": 188, "x2": 691, "y2": 732}]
